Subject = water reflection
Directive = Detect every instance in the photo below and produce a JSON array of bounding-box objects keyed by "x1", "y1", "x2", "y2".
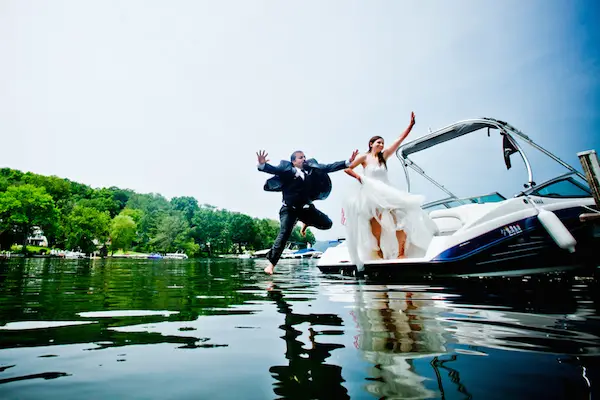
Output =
[
  {"x1": 350, "y1": 286, "x2": 447, "y2": 399},
  {"x1": 0, "y1": 258, "x2": 598, "y2": 399},
  {"x1": 0, "y1": 258, "x2": 264, "y2": 351},
  {"x1": 337, "y1": 275, "x2": 600, "y2": 399},
  {"x1": 266, "y1": 282, "x2": 349, "y2": 399}
]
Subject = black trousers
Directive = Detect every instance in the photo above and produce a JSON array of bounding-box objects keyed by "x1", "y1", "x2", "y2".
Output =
[{"x1": 267, "y1": 204, "x2": 332, "y2": 266}]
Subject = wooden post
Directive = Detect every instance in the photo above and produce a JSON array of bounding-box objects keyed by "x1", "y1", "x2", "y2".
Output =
[{"x1": 578, "y1": 150, "x2": 600, "y2": 222}]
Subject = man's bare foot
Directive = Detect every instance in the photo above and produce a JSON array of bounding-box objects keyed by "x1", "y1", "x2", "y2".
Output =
[
  {"x1": 300, "y1": 223, "x2": 307, "y2": 237},
  {"x1": 264, "y1": 264, "x2": 275, "y2": 275}
]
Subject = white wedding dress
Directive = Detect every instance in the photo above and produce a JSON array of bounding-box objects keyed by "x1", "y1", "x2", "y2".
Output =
[{"x1": 342, "y1": 155, "x2": 437, "y2": 270}]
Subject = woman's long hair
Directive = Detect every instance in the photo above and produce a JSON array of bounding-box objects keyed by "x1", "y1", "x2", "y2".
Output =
[{"x1": 368, "y1": 136, "x2": 387, "y2": 169}]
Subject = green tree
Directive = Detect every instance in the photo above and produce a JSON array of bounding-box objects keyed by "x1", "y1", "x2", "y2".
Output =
[
  {"x1": 127, "y1": 193, "x2": 170, "y2": 213},
  {"x1": 21, "y1": 173, "x2": 72, "y2": 205},
  {"x1": 252, "y1": 218, "x2": 280, "y2": 250},
  {"x1": 121, "y1": 208, "x2": 144, "y2": 224},
  {"x1": 229, "y1": 213, "x2": 256, "y2": 253},
  {"x1": 0, "y1": 168, "x2": 24, "y2": 185},
  {"x1": 68, "y1": 181, "x2": 94, "y2": 201},
  {"x1": 108, "y1": 187, "x2": 134, "y2": 212},
  {"x1": 150, "y1": 213, "x2": 191, "y2": 253},
  {"x1": 170, "y1": 196, "x2": 199, "y2": 223},
  {"x1": 290, "y1": 225, "x2": 316, "y2": 248},
  {"x1": 126, "y1": 193, "x2": 171, "y2": 252},
  {"x1": 0, "y1": 176, "x2": 9, "y2": 192},
  {"x1": 191, "y1": 206, "x2": 231, "y2": 254},
  {"x1": 64, "y1": 205, "x2": 111, "y2": 254},
  {"x1": 0, "y1": 185, "x2": 58, "y2": 252},
  {"x1": 77, "y1": 197, "x2": 120, "y2": 217},
  {"x1": 110, "y1": 214, "x2": 137, "y2": 253}
]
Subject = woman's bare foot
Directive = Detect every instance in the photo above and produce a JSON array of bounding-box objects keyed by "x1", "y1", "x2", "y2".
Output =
[
  {"x1": 300, "y1": 223, "x2": 308, "y2": 237},
  {"x1": 264, "y1": 264, "x2": 275, "y2": 275},
  {"x1": 371, "y1": 249, "x2": 383, "y2": 259}
]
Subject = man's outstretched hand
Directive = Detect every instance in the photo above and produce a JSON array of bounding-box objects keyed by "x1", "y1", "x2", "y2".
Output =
[
  {"x1": 256, "y1": 150, "x2": 269, "y2": 165},
  {"x1": 349, "y1": 149, "x2": 359, "y2": 164}
]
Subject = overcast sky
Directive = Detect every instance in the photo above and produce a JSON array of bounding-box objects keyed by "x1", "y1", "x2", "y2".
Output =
[{"x1": 1, "y1": 0, "x2": 599, "y2": 240}]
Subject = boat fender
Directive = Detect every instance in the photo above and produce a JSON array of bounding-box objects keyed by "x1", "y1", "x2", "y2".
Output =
[{"x1": 537, "y1": 208, "x2": 577, "y2": 253}]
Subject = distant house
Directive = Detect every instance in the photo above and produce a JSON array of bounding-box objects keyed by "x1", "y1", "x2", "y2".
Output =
[{"x1": 27, "y1": 226, "x2": 48, "y2": 247}]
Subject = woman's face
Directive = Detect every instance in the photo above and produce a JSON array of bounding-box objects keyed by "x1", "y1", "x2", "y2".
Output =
[{"x1": 371, "y1": 138, "x2": 384, "y2": 153}]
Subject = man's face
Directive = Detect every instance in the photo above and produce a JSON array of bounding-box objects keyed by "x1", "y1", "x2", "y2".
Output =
[{"x1": 292, "y1": 152, "x2": 306, "y2": 168}]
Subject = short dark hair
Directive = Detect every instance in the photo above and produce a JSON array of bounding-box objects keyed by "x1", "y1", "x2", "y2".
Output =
[{"x1": 290, "y1": 151, "x2": 304, "y2": 162}]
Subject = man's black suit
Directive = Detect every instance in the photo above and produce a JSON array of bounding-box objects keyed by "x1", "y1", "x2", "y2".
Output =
[{"x1": 258, "y1": 158, "x2": 348, "y2": 265}]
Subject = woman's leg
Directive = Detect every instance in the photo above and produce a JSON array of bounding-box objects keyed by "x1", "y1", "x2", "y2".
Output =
[
  {"x1": 391, "y1": 210, "x2": 407, "y2": 258},
  {"x1": 370, "y1": 217, "x2": 383, "y2": 258},
  {"x1": 396, "y1": 230, "x2": 407, "y2": 258}
]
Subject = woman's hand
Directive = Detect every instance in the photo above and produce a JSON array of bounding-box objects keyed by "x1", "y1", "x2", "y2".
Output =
[{"x1": 344, "y1": 167, "x2": 363, "y2": 184}]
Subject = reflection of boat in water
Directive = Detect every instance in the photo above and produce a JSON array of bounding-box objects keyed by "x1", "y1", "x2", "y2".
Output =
[
  {"x1": 335, "y1": 277, "x2": 600, "y2": 399},
  {"x1": 318, "y1": 118, "x2": 599, "y2": 278}
]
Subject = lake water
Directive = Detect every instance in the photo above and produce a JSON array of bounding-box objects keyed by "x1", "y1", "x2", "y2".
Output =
[{"x1": 0, "y1": 258, "x2": 598, "y2": 399}]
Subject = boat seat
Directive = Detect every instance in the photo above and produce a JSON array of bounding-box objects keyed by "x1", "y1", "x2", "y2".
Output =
[{"x1": 428, "y1": 204, "x2": 498, "y2": 236}]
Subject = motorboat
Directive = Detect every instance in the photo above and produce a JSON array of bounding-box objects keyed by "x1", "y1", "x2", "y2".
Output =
[
  {"x1": 163, "y1": 252, "x2": 189, "y2": 260},
  {"x1": 317, "y1": 118, "x2": 600, "y2": 278},
  {"x1": 280, "y1": 248, "x2": 323, "y2": 259},
  {"x1": 251, "y1": 243, "x2": 295, "y2": 259}
]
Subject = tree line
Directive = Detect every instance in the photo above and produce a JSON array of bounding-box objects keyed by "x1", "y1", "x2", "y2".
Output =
[{"x1": 0, "y1": 168, "x2": 315, "y2": 256}]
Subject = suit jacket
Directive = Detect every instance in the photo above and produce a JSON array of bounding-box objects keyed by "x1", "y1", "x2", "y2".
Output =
[{"x1": 258, "y1": 158, "x2": 348, "y2": 207}]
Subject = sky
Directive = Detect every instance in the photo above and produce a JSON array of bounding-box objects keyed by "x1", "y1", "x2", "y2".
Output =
[{"x1": 1, "y1": 0, "x2": 599, "y2": 241}]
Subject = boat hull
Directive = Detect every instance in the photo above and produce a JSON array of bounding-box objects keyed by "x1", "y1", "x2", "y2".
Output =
[{"x1": 317, "y1": 206, "x2": 600, "y2": 279}]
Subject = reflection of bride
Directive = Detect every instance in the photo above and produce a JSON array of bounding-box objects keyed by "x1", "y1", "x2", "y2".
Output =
[
  {"x1": 343, "y1": 112, "x2": 438, "y2": 269},
  {"x1": 350, "y1": 286, "x2": 447, "y2": 399}
]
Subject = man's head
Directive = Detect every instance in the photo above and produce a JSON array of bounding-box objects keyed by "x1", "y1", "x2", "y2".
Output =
[{"x1": 290, "y1": 151, "x2": 306, "y2": 168}]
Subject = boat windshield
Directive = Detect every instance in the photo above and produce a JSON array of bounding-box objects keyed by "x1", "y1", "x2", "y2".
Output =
[
  {"x1": 522, "y1": 175, "x2": 591, "y2": 198},
  {"x1": 422, "y1": 192, "x2": 506, "y2": 211}
]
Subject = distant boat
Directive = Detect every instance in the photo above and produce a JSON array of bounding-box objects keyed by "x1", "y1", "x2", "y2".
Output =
[
  {"x1": 64, "y1": 250, "x2": 86, "y2": 259},
  {"x1": 281, "y1": 248, "x2": 322, "y2": 259},
  {"x1": 251, "y1": 249, "x2": 270, "y2": 258},
  {"x1": 148, "y1": 253, "x2": 163, "y2": 259},
  {"x1": 253, "y1": 243, "x2": 295, "y2": 259},
  {"x1": 164, "y1": 252, "x2": 188, "y2": 260}
]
